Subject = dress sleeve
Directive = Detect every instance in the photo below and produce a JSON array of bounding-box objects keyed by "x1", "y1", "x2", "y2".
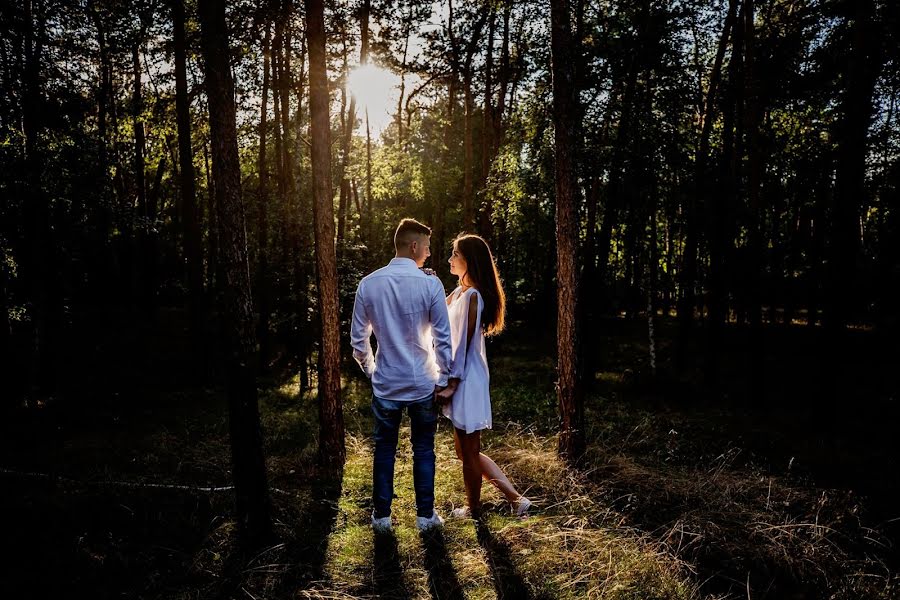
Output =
[{"x1": 449, "y1": 289, "x2": 481, "y2": 381}]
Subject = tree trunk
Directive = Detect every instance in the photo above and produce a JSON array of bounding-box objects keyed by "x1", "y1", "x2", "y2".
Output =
[
  {"x1": 279, "y1": 16, "x2": 293, "y2": 224},
  {"x1": 256, "y1": 22, "x2": 272, "y2": 371},
  {"x1": 132, "y1": 29, "x2": 147, "y2": 309},
  {"x1": 395, "y1": 16, "x2": 410, "y2": 147},
  {"x1": 198, "y1": 0, "x2": 272, "y2": 547},
  {"x1": 743, "y1": 0, "x2": 766, "y2": 401},
  {"x1": 479, "y1": 9, "x2": 495, "y2": 240},
  {"x1": 550, "y1": 0, "x2": 584, "y2": 463},
  {"x1": 172, "y1": 0, "x2": 205, "y2": 367},
  {"x1": 460, "y1": 9, "x2": 490, "y2": 232},
  {"x1": 493, "y1": 1, "x2": 511, "y2": 154},
  {"x1": 22, "y1": 0, "x2": 60, "y2": 393},
  {"x1": 338, "y1": 16, "x2": 356, "y2": 243},
  {"x1": 462, "y1": 65, "x2": 475, "y2": 229},
  {"x1": 826, "y1": 0, "x2": 880, "y2": 334},
  {"x1": 1, "y1": 240, "x2": 13, "y2": 405},
  {"x1": 683, "y1": 0, "x2": 738, "y2": 377},
  {"x1": 306, "y1": 0, "x2": 346, "y2": 471},
  {"x1": 703, "y1": 0, "x2": 740, "y2": 387},
  {"x1": 647, "y1": 190, "x2": 659, "y2": 380},
  {"x1": 360, "y1": 0, "x2": 371, "y2": 242},
  {"x1": 203, "y1": 140, "x2": 219, "y2": 296},
  {"x1": 292, "y1": 38, "x2": 313, "y2": 394}
]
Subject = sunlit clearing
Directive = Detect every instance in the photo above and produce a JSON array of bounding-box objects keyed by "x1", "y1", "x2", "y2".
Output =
[{"x1": 347, "y1": 63, "x2": 400, "y2": 137}]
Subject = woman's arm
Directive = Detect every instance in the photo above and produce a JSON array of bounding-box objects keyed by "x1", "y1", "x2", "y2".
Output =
[{"x1": 466, "y1": 292, "x2": 478, "y2": 348}]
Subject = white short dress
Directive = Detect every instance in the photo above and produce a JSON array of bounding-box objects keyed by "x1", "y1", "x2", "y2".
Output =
[{"x1": 442, "y1": 287, "x2": 492, "y2": 433}]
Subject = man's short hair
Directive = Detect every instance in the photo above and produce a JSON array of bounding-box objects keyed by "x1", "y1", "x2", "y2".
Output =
[{"x1": 394, "y1": 218, "x2": 431, "y2": 250}]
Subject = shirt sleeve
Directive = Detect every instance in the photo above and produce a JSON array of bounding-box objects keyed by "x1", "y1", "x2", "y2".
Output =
[
  {"x1": 429, "y1": 278, "x2": 453, "y2": 387},
  {"x1": 350, "y1": 280, "x2": 375, "y2": 378}
]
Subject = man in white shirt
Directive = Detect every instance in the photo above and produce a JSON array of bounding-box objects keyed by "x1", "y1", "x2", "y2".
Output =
[{"x1": 350, "y1": 218, "x2": 455, "y2": 532}]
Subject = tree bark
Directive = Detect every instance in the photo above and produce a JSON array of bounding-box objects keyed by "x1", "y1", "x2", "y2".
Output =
[
  {"x1": 256, "y1": 22, "x2": 272, "y2": 370},
  {"x1": 198, "y1": 0, "x2": 272, "y2": 547},
  {"x1": 479, "y1": 9, "x2": 495, "y2": 240},
  {"x1": 338, "y1": 15, "x2": 356, "y2": 242},
  {"x1": 132, "y1": 22, "x2": 148, "y2": 309},
  {"x1": 826, "y1": 0, "x2": 880, "y2": 334},
  {"x1": 743, "y1": 0, "x2": 766, "y2": 401},
  {"x1": 550, "y1": 0, "x2": 584, "y2": 463},
  {"x1": 306, "y1": 0, "x2": 346, "y2": 471},
  {"x1": 701, "y1": 0, "x2": 739, "y2": 386},
  {"x1": 681, "y1": 0, "x2": 738, "y2": 375},
  {"x1": 172, "y1": 0, "x2": 205, "y2": 367},
  {"x1": 460, "y1": 8, "x2": 490, "y2": 231},
  {"x1": 22, "y1": 0, "x2": 60, "y2": 392},
  {"x1": 462, "y1": 65, "x2": 475, "y2": 229}
]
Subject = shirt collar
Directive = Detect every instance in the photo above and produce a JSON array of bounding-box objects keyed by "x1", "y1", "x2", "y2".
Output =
[{"x1": 389, "y1": 257, "x2": 419, "y2": 269}]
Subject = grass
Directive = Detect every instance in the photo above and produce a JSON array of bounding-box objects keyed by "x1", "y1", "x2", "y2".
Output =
[
  {"x1": 2, "y1": 316, "x2": 898, "y2": 599},
  {"x1": 299, "y1": 380, "x2": 699, "y2": 600}
]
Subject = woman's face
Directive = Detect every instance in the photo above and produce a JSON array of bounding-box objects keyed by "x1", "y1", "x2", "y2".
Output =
[{"x1": 448, "y1": 242, "x2": 467, "y2": 281}]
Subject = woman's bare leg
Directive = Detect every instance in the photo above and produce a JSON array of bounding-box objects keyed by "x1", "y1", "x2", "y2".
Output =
[
  {"x1": 454, "y1": 427, "x2": 483, "y2": 516},
  {"x1": 478, "y1": 453, "x2": 521, "y2": 503}
]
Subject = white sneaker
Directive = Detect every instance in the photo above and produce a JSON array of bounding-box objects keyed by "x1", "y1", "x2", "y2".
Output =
[
  {"x1": 513, "y1": 496, "x2": 533, "y2": 517},
  {"x1": 449, "y1": 506, "x2": 472, "y2": 519},
  {"x1": 415, "y1": 510, "x2": 445, "y2": 531},
  {"x1": 371, "y1": 512, "x2": 392, "y2": 533}
]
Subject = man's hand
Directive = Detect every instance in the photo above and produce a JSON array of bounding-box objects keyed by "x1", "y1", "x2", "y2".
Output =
[{"x1": 435, "y1": 378, "x2": 460, "y2": 405}]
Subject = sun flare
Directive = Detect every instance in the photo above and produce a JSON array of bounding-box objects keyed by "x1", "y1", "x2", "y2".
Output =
[{"x1": 347, "y1": 63, "x2": 400, "y2": 136}]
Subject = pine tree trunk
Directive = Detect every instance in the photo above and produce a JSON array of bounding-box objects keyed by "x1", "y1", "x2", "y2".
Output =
[
  {"x1": 256, "y1": 22, "x2": 272, "y2": 371},
  {"x1": 743, "y1": 0, "x2": 766, "y2": 401},
  {"x1": 132, "y1": 30, "x2": 147, "y2": 309},
  {"x1": 306, "y1": 0, "x2": 346, "y2": 472},
  {"x1": 462, "y1": 66, "x2": 475, "y2": 229},
  {"x1": 172, "y1": 0, "x2": 205, "y2": 370},
  {"x1": 292, "y1": 41, "x2": 313, "y2": 393},
  {"x1": 198, "y1": 0, "x2": 272, "y2": 547},
  {"x1": 22, "y1": 0, "x2": 60, "y2": 393},
  {"x1": 338, "y1": 19, "x2": 355, "y2": 242},
  {"x1": 684, "y1": 0, "x2": 738, "y2": 378},
  {"x1": 704, "y1": 0, "x2": 740, "y2": 387},
  {"x1": 494, "y1": 1, "x2": 511, "y2": 154},
  {"x1": 550, "y1": 0, "x2": 584, "y2": 463},
  {"x1": 479, "y1": 9, "x2": 495, "y2": 240},
  {"x1": 826, "y1": 0, "x2": 880, "y2": 334}
]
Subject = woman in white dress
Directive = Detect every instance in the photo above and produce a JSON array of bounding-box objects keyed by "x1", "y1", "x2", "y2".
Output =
[{"x1": 436, "y1": 234, "x2": 532, "y2": 519}]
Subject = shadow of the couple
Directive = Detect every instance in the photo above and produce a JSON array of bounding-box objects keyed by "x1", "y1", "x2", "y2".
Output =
[
  {"x1": 419, "y1": 528, "x2": 465, "y2": 600},
  {"x1": 475, "y1": 519, "x2": 537, "y2": 600},
  {"x1": 373, "y1": 531, "x2": 412, "y2": 599},
  {"x1": 372, "y1": 520, "x2": 537, "y2": 600}
]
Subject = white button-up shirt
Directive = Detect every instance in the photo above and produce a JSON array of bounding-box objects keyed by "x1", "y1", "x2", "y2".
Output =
[{"x1": 350, "y1": 258, "x2": 454, "y2": 401}]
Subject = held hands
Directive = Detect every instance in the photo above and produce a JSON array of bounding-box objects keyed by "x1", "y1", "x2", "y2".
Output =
[{"x1": 435, "y1": 378, "x2": 460, "y2": 405}]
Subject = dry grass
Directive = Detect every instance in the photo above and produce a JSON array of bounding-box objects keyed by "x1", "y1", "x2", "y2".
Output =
[{"x1": 311, "y1": 413, "x2": 699, "y2": 600}]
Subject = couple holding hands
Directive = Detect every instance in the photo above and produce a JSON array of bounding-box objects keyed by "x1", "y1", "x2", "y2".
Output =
[{"x1": 351, "y1": 218, "x2": 532, "y2": 532}]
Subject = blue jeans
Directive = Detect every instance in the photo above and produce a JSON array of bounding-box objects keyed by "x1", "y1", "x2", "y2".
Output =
[{"x1": 372, "y1": 393, "x2": 437, "y2": 518}]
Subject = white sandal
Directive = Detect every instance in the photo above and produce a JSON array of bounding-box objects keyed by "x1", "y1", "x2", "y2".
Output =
[{"x1": 513, "y1": 496, "x2": 532, "y2": 517}]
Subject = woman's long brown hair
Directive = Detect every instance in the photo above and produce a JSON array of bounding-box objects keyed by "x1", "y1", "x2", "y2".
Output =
[{"x1": 454, "y1": 234, "x2": 506, "y2": 336}]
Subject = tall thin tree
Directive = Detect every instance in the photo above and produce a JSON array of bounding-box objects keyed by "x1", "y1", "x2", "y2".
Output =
[
  {"x1": 172, "y1": 0, "x2": 205, "y2": 369},
  {"x1": 198, "y1": 0, "x2": 272, "y2": 546},
  {"x1": 306, "y1": 0, "x2": 346, "y2": 471},
  {"x1": 549, "y1": 0, "x2": 584, "y2": 462}
]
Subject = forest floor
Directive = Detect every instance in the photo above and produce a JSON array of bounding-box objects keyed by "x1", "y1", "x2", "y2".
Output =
[{"x1": 1, "y1": 313, "x2": 898, "y2": 599}]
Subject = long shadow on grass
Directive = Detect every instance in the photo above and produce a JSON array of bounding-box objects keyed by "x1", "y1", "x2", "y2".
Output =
[
  {"x1": 267, "y1": 477, "x2": 342, "y2": 597},
  {"x1": 475, "y1": 520, "x2": 536, "y2": 600},
  {"x1": 420, "y1": 529, "x2": 465, "y2": 600},
  {"x1": 373, "y1": 531, "x2": 413, "y2": 599}
]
